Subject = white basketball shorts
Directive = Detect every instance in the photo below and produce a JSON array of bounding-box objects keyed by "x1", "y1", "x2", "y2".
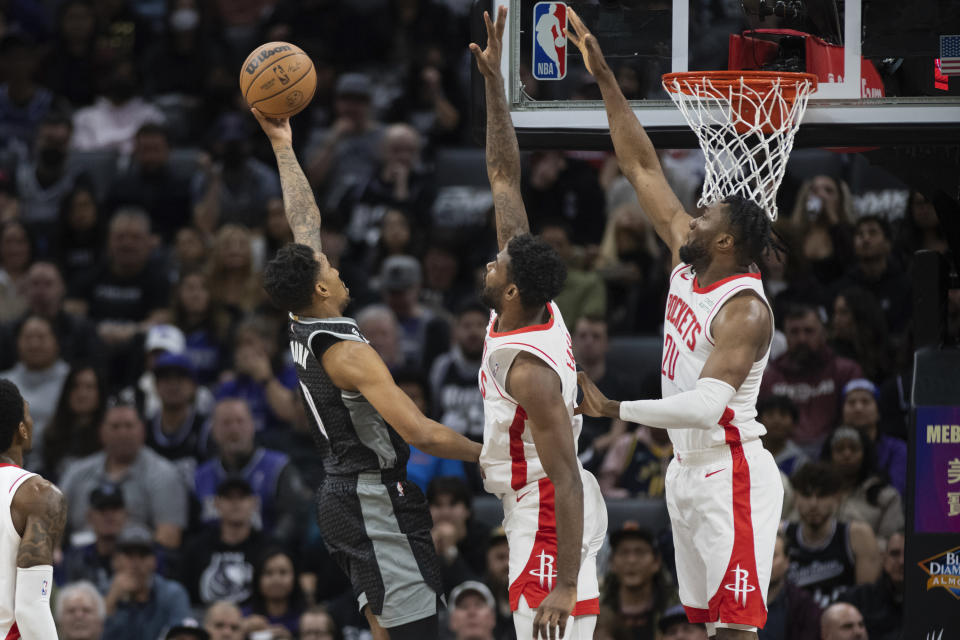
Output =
[{"x1": 665, "y1": 437, "x2": 783, "y2": 631}]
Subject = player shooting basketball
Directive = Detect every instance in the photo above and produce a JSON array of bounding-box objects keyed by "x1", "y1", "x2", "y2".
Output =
[
  {"x1": 469, "y1": 7, "x2": 607, "y2": 640},
  {"x1": 567, "y1": 9, "x2": 783, "y2": 640}
]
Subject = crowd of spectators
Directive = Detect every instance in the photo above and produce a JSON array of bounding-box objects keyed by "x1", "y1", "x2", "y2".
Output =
[{"x1": 0, "y1": 1, "x2": 953, "y2": 639}]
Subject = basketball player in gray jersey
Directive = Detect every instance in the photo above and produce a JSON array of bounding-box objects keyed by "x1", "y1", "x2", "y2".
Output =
[{"x1": 249, "y1": 108, "x2": 481, "y2": 640}]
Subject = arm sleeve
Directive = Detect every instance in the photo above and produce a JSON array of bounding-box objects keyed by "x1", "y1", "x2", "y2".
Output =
[
  {"x1": 15, "y1": 565, "x2": 58, "y2": 639},
  {"x1": 619, "y1": 377, "x2": 736, "y2": 430}
]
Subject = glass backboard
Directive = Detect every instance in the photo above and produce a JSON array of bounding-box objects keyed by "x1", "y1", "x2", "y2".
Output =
[{"x1": 481, "y1": 0, "x2": 960, "y2": 148}]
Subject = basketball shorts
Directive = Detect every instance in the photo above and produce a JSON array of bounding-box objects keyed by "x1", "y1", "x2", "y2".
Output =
[
  {"x1": 501, "y1": 467, "x2": 607, "y2": 630},
  {"x1": 665, "y1": 437, "x2": 783, "y2": 631}
]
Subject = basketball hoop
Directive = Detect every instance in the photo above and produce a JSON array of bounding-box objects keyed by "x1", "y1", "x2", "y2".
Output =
[{"x1": 662, "y1": 71, "x2": 818, "y2": 221}]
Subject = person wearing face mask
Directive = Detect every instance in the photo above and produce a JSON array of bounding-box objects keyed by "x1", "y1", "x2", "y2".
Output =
[
  {"x1": 71, "y1": 58, "x2": 165, "y2": 155},
  {"x1": 192, "y1": 113, "x2": 282, "y2": 232}
]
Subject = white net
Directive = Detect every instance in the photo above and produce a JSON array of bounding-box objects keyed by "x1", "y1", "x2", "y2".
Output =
[{"x1": 662, "y1": 73, "x2": 817, "y2": 221}]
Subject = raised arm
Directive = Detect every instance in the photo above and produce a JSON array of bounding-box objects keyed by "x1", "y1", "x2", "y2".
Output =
[
  {"x1": 251, "y1": 108, "x2": 323, "y2": 256},
  {"x1": 321, "y1": 340, "x2": 482, "y2": 462},
  {"x1": 507, "y1": 353, "x2": 583, "y2": 640},
  {"x1": 567, "y1": 8, "x2": 691, "y2": 265},
  {"x1": 470, "y1": 7, "x2": 529, "y2": 250},
  {"x1": 12, "y1": 477, "x2": 66, "y2": 638}
]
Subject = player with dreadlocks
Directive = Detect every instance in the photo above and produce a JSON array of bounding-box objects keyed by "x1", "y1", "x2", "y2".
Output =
[{"x1": 569, "y1": 9, "x2": 782, "y2": 640}]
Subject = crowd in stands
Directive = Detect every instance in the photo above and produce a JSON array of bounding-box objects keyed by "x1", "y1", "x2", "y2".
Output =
[{"x1": 0, "y1": 1, "x2": 954, "y2": 639}]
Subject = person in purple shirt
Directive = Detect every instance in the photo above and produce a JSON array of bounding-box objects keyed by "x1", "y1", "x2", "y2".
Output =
[{"x1": 841, "y1": 379, "x2": 906, "y2": 497}]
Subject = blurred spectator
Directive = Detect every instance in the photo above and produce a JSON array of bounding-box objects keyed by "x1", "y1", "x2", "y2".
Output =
[
  {"x1": 179, "y1": 476, "x2": 264, "y2": 607},
  {"x1": 0, "y1": 219, "x2": 31, "y2": 320},
  {"x1": 0, "y1": 33, "x2": 56, "y2": 147},
  {"x1": 166, "y1": 619, "x2": 211, "y2": 640},
  {"x1": 62, "y1": 483, "x2": 127, "y2": 594},
  {"x1": 45, "y1": 0, "x2": 99, "y2": 107},
  {"x1": 838, "y1": 531, "x2": 904, "y2": 640},
  {"x1": 482, "y1": 526, "x2": 514, "y2": 640},
  {"x1": 106, "y1": 123, "x2": 193, "y2": 242},
  {"x1": 0, "y1": 314, "x2": 69, "y2": 463},
  {"x1": 760, "y1": 305, "x2": 862, "y2": 457},
  {"x1": 657, "y1": 604, "x2": 707, "y2": 640},
  {"x1": 840, "y1": 379, "x2": 906, "y2": 496},
  {"x1": 146, "y1": 352, "x2": 212, "y2": 480},
  {"x1": 428, "y1": 476, "x2": 487, "y2": 586},
  {"x1": 204, "y1": 600, "x2": 244, "y2": 640},
  {"x1": 539, "y1": 219, "x2": 605, "y2": 329},
  {"x1": 821, "y1": 427, "x2": 904, "y2": 540},
  {"x1": 92, "y1": 0, "x2": 150, "y2": 65},
  {"x1": 72, "y1": 58, "x2": 164, "y2": 155},
  {"x1": 782, "y1": 175, "x2": 854, "y2": 285},
  {"x1": 120, "y1": 323, "x2": 197, "y2": 421},
  {"x1": 171, "y1": 270, "x2": 231, "y2": 385},
  {"x1": 338, "y1": 123, "x2": 435, "y2": 257},
  {"x1": 356, "y1": 304, "x2": 403, "y2": 370},
  {"x1": 378, "y1": 254, "x2": 450, "y2": 372},
  {"x1": 103, "y1": 524, "x2": 191, "y2": 640},
  {"x1": 307, "y1": 73, "x2": 383, "y2": 209},
  {"x1": 600, "y1": 523, "x2": 679, "y2": 639},
  {"x1": 758, "y1": 394, "x2": 809, "y2": 477},
  {"x1": 299, "y1": 606, "x2": 340, "y2": 640},
  {"x1": 173, "y1": 225, "x2": 209, "y2": 276},
  {"x1": 421, "y1": 238, "x2": 472, "y2": 312},
  {"x1": 819, "y1": 602, "x2": 867, "y2": 640},
  {"x1": 55, "y1": 182, "x2": 105, "y2": 283},
  {"x1": 263, "y1": 196, "x2": 293, "y2": 259},
  {"x1": 388, "y1": 51, "x2": 464, "y2": 148},
  {"x1": 55, "y1": 580, "x2": 106, "y2": 640},
  {"x1": 785, "y1": 462, "x2": 881, "y2": 608},
  {"x1": 829, "y1": 287, "x2": 891, "y2": 382},
  {"x1": 206, "y1": 224, "x2": 264, "y2": 316},
  {"x1": 599, "y1": 425, "x2": 672, "y2": 499},
  {"x1": 758, "y1": 532, "x2": 821, "y2": 640},
  {"x1": 60, "y1": 402, "x2": 189, "y2": 548},
  {"x1": 14, "y1": 113, "x2": 86, "y2": 242},
  {"x1": 571, "y1": 315, "x2": 631, "y2": 472},
  {"x1": 429, "y1": 300, "x2": 486, "y2": 441},
  {"x1": 319, "y1": 215, "x2": 373, "y2": 310},
  {"x1": 214, "y1": 316, "x2": 298, "y2": 431},
  {"x1": 68, "y1": 208, "x2": 171, "y2": 341},
  {"x1": 242, "y1": 548, "x2": 306, "y2": 637},
  {"x1": 192, "y1": 113, "x2": 281, "y2": 232},
  {"x1": 42, "y1": 363, "x2": 106, "y2": 478},
  {"x1": 595, "y1": 605, "x2": 632, "y2": 640},
  {"x1": 895, "y1": 190, "x2": 948, "y2": 262},
  {"x1": 448, "y1": 581, "x2": 497, "y2": 640},
  {"x1": 195, "y1": 398, "x2": 306, "y2": 545},
  {"x1": 594, "y1": 202, "x2": 668, "y2": 335},
  {"x1": 834, "y1": 215, "x2": 912, "y2": 336},
  {"x1": 398, "y1": 369, "x2": 466, "y2": 491},
  {"x1": 521, "y1": 151, "x2": 606, "y2": 245}
]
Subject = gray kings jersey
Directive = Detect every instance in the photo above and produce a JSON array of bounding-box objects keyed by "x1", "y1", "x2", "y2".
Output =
[{"x1": 288, "y1": 314, "x2": 410, "y2": 476}]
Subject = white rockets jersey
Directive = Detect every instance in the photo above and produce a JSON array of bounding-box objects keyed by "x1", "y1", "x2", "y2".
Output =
[
  {"x1": 662, "y1": 263, "x2": 773, "y2": 454},
  {"x1": 479, "y1": 302, "x2": 582, "y2": 496},
  {"x1": 0, "y1": 464, "x2": 38, "y2": 639}
]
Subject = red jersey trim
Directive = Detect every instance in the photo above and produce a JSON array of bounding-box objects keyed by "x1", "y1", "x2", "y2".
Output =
[
  {"x1": 509, "y1": 407, "x2": 529, "y2": 491},
  {"x1": 489, "y1": 305, "x2": 554, "y2": 337},
  {"x1": 692, "y1": 271, "x2": 761, "y2": 294},
  {"x1": 0, "y1": 464, "x2": 20, "y2": 469},
  {"x1": 4, "y1": 622, "x2": 19, "y2": 639},
  {"x1": 8, "y1": 472, "x2": 30, "y2": 493}
]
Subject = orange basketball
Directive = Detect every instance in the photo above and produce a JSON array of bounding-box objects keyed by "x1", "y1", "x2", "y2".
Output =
[{"x1": 240, "y1": 42, "x2": 316, "y2": 118}]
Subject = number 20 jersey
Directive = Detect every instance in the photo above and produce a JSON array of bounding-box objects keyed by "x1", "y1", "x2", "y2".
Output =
[{"x1": 661, "y1": 263, "x2": 773, "y2": 454}]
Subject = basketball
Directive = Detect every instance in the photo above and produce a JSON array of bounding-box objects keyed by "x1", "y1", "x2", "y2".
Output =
[{"x1": 240, "y1": 41, "x2": 316, "y2": 118}]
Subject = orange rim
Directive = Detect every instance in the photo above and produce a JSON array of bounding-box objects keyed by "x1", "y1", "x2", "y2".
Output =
[{"x1": 662, "y1": 71, "x2": 819, "y2": 98}]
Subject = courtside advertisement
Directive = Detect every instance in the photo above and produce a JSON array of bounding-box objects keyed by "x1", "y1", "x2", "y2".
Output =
[
  {"x1": 914, "y1": 406, "x2": 960, "y2": 533},
  {"x1": 532, "y1": 2, "x2": 567, "y2": 80}
]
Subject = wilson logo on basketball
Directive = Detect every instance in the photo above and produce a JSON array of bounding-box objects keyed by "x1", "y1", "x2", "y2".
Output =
[{"x1": 245, "y1": 44, "x2": 293, "y2": 75}]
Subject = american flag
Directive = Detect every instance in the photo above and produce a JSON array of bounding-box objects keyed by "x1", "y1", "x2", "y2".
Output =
[{"x1": 941, "y1": 35, "x2": 960, "y2": 75}]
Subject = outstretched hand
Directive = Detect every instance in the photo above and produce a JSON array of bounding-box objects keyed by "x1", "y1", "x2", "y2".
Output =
[
  {"x1": 565, "y1": 7, "x2": 605, "y2": 77},
  {"x1": 250, "y1": 107, "x2": 292, "y2": 146},
  {"x1": 576, "y1": 371, "x2": 614, "y2": 418},
  {"x1": 469, "y1": 6, "x2": 507, "y2": 79}
]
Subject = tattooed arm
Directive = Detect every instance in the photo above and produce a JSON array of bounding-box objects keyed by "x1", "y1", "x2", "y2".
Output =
[
  {"x1": 12, "y1": 477, "x2": 65, "y2": 638},
  {"x1": 251, "y1": 108, "x2": 324, "y2": 256},
  {"x1": 470, "y1": 7, "x2": 530, "y2": 251}
]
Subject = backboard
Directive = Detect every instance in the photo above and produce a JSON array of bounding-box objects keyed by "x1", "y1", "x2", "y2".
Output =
[{"x1": 477, "y1": 0, "x2": 960, "y2": 148}]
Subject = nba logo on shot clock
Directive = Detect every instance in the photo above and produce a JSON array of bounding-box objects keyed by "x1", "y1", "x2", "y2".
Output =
[{"x1": 532, "y1": 2, "x2": 567, "y2": 80}]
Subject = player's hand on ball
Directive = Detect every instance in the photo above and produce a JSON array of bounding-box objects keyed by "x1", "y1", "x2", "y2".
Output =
[
  {"x1": 250, "y1": 107, "x2": 292, "y2": 145},
  {"x1": 576, "y1": 371, "x2": 613, "y2": 418},
  {"x1": 469, "y1": 6, "x2": 507, "y2": 79},
  {"x1": 566, "y1": 7, "x2": 605, "y2": 77},
  {"x1": 533, "y1": 585, "x2": 576, "y2": 640}
]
